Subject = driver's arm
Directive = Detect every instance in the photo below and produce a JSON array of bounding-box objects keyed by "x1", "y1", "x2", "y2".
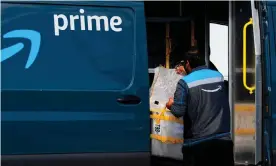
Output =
[{"x1": 170, "y1": 79, "x2": 188, "y2": 118}]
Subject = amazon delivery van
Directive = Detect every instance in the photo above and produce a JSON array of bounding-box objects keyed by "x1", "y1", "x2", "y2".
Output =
[
  {"x1": 1, "y1": 2, "x2": 150, "y2": 166},
  {"x1": 2, "y1": 1, "x2": 276, "y2": 166}
]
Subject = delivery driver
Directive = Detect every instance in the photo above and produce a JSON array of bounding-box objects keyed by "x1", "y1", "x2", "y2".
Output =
[{"x1": 166, "y1": 50, "x2": 234, "y2": 166}]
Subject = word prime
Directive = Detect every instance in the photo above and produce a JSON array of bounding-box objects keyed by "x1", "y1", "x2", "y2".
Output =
[{"x1": 53, "y1": 9, "x2": 123, "y2": 36}]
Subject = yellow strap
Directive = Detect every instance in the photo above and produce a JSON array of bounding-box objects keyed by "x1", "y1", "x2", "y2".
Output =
[
  {"x1": 151, "y1": 108, "x2": 183, "y2": 124},
  {"x1": 150, "y1": 108, "x2": 170, "y2": 113},
  {"x1": 150, "y1": 114, "x2": 183, "y2": 124},
  {"x1": 151, "y1": 108, "x2": 167, "y2": 124},
  {"x1": 151, "y1": 134, "x2": 183, "y2": 144}
]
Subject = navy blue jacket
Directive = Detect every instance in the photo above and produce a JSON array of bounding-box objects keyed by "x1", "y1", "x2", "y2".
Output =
[{"x1": 170, "y1": 66, "x2": 231, "y2": 146}]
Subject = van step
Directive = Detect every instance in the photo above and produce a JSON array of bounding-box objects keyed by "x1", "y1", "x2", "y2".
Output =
[{"x1": 151, "y1": 156, "x2": 182, "y2": 166}]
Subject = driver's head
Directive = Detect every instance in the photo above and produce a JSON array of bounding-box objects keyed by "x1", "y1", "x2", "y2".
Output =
[{"x1": 182, "y1": 49, "x2": 205, "y2": 74}]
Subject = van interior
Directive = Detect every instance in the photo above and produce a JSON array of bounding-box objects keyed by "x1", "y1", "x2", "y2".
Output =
[
  {"x1": 144, "y1": 1, "x2": 229, "y2": 85},
  {"x1": 145, "y1": 1, "x2": 229, "y2": 165},
  {"x1": 145, "y1": 1, "x2": 257, "y2": 165}
]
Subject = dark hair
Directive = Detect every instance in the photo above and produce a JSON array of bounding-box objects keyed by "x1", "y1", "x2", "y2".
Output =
[
  {"x1": 174, "y1": 60, "x2": 185, "y2": 69},
  {"x1": 183, "y1": 49, "x2": 205, "y2": 69}
]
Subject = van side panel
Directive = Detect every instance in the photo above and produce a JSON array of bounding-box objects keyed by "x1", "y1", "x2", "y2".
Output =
[
  {"x1": 1, "y1": 2, "x2": 150, "y2": 165},
  {"x1": 266, "y1": 2, "x2": 276, "y2": 165}
]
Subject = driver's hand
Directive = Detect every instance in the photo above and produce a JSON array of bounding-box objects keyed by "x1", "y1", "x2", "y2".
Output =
[
  {"x1": 175, "y1": 65, "x2": 186, "y2": 75},
  {"x1": 166, "y1": 97, "x2": 174, "y2": 109}
]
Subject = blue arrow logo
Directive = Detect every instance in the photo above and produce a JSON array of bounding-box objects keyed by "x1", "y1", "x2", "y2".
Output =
[{"x1": 1, "y1": 30, "x2": 41, "y2": 69}]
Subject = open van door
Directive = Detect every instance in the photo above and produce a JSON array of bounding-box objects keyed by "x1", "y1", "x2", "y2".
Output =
[
  {"x1": 229, "y1": 1, "x2": 272, "y2": 165},
  {"x1": 250, "y1": 1, "x2": 263, "y2": 165},
  {"x1": 229, "y1": 1, "x2": 259, "y2": 165},
  {"x1": 258, "y1": 1, "x2": 276, "y2": 165}
]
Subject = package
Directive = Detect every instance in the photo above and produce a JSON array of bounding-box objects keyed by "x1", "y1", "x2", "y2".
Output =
[{"x1": 150, "y1": 66, "x2": 184, "y2": 160}]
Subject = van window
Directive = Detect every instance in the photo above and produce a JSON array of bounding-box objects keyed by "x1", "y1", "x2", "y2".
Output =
[
  {"x1": 209, "y1": 23, "x2": 228, "y2": 80},
  {"x1": 1, "y1": 4, "x2": 134, "y2": 91}
]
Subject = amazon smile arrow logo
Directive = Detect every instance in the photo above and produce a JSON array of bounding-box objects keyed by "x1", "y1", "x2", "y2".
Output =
[
  {"x1": 201, "y1": 85, "x2": 222, "y2": 93},
  {"x1": 1, "y1": 30, "x2": 41, "y2": 69}
]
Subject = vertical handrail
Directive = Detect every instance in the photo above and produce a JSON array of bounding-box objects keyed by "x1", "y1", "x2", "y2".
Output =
[
  {"x1": 243, "y1": 18, "x2": 256, "y2": 94},
  {"x1": 165, "y1": 23, "x2": 171, "y2": 69}
]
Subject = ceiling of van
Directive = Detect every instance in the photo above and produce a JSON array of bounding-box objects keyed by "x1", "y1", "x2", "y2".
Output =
[{"x1": 144, "y1": 1, "x2": 229, "y2": 25}]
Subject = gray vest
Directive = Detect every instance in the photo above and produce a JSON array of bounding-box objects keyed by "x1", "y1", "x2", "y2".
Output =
[{"x1": 182, "y1": 67, "x2": 231, "y2": 146}]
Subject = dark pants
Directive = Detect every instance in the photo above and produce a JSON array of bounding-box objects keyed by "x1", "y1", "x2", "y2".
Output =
[{"x1": 182, "y1": 139, "x2": 234, "y2": 166}]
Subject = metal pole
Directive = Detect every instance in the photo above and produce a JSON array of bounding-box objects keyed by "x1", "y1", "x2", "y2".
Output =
[
  {"x1": 229, "y1": 0, "x2": 236, "y2": 148},
  {"x1": 204, "y1": 3, "x2": 210, "y2": 67},
  {"x1": 250, "y1": 1, "x2": 262, "y2": 164},
  {"x1": 165, "y1": 23, "x2": 171, "y2": 69}
]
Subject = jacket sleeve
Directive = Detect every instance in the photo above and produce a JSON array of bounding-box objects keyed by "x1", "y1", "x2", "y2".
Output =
[{"x1": 170, "y1": 79, "x2": 188, "y2": 118}]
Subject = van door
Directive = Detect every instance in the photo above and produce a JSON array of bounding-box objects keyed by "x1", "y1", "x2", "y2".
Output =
[
  {"x1": 263, "y1": 1, "x2": 276, "y2": 165},
  {"x1": 229, "y1": 1, "x2": 257, "y2": 165},
  {"x1": 1, "y1": 2, "x2": 150, "y2": 166}
]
